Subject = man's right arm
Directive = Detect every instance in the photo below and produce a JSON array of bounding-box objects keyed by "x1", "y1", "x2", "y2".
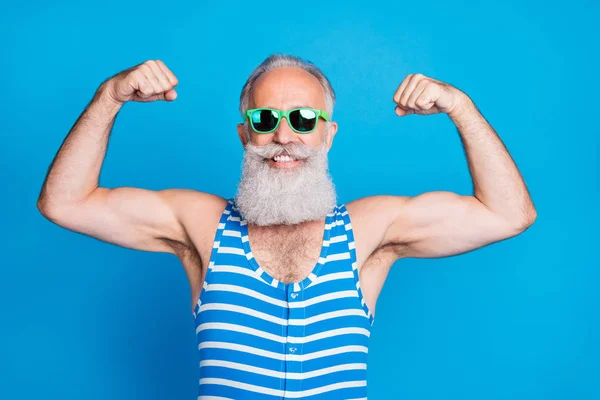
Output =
[{"x1": 37, "y1": 60, "x2": 216, "y2": 255}]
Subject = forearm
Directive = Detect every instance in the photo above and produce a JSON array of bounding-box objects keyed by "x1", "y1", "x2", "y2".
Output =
[
  {"x1": 448, "y1": 94, "x2": 536, "y2": 227},
  {"x1": 38, "y1": 82, "x2": 122, "y2": 211}
]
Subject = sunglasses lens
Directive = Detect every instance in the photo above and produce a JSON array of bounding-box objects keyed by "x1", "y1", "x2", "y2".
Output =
[
  {"x1": 290, "y1": 109, "x2": 318, "y2": 132},
  {"x1": 251, "y1": 109, "x2": 279, "y2": 132}
]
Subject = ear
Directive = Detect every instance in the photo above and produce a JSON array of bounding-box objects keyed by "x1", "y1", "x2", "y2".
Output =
[
  {"x1": 237, "y1": 123, "x2": 248, "y2": 147},
  {"x1": 324, "y1": 121, "x2": 338, "y2": 151}
]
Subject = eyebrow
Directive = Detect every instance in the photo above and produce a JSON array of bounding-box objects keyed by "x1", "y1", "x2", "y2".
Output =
[{"x1": 259, "y1": 105, "x2": 312, "y2": 109}]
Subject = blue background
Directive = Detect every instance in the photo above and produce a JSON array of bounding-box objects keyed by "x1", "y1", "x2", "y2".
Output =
[{"x1": 1, "y1": 0, "x2": 598, "y2": 399}]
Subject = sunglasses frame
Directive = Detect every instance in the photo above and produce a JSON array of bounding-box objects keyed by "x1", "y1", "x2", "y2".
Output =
[{"x1": 243, "y1": 107, "x2": 330, "y2": 134}]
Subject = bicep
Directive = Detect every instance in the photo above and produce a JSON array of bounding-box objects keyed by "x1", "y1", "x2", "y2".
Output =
[
  {"x1": 41, "y1": 187, "x2": 193, "y2": 254},
  {"x1": 381, "y1": 192, "x2": 520, "y2": 259}
]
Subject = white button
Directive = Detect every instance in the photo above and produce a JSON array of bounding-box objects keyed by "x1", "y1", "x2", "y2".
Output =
[
  {"x1": 290, "y1": 293, "x2": 298, "y2": 299},
  {"x1": 289, "y1": 347, "x2": 297, "y2": 353}
]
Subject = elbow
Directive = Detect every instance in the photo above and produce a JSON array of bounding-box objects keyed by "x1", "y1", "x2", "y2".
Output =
[
  {"x1": 512, "y1": 206, "x2": 537, "y2": 233},
  {"x1": 37, "y1": 197, "x2": 56, "y2": 221},
  {"x1": 37, "y1": 186, "x2": 55, "y2": 219},
  {"x1": 522, "y1": 202, "x2": 538, "y2": 228},
  {"x1": 37, "y1": 187, "x2": 96, "y2": 222},
  {"x1": 497, "y1": 203, "x2": 537, "y2": 237},
  {"x1": 37, "y1": 196, "x2": 49, "y2": 217},
  {"x1": 37, "y1": 196, "x2": 67, "y2": 224}
]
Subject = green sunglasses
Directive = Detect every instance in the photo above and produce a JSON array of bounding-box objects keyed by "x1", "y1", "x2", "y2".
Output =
[{"x1": 243, "y1": 107, "x2": 330, "y2": 134}]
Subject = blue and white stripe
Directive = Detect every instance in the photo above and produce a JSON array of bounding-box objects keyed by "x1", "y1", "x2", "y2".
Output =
[{"x1": 193, "y1": 199, "x2": 374, "y2": 399}]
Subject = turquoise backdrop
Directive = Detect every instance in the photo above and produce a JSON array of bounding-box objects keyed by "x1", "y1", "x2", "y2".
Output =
[{"x1": 1, "y1": 0, "x2": 598, "y2": 399}]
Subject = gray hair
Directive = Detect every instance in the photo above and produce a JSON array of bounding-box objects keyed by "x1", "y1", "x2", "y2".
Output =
[{"x1": 239, "y1": 54, "x2": 336, "y2": 140}]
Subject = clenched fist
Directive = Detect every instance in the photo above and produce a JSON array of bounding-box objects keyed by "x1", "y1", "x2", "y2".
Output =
[
  {"x1": 392, "y1": 73, "x2": 466, "y2": 117},
  {"x1": 105, "y1": 60, "x2": 179, "y2": 104}
]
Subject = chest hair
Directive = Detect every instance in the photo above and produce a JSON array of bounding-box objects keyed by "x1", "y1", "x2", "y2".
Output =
[{"x1": 247, "y1": 223, "x2": 324, "y2": 283}]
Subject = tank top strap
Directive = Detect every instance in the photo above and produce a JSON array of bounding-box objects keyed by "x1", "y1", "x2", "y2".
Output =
[
  {"x1": 337, "y1": 203, "x2": 375, "y2": 326},
  {"x1": 208, "y1": 197, "x2": 247, "y2": 268},
  {"x1": 193, "y1": 198, "x2": 237, "y2": 318},
  {"x1": 210, "y1": 198, "x2": 237, "y2": 257}
]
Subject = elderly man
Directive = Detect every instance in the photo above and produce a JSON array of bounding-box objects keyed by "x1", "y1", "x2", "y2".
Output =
[{"x1": 37, "y1": 54, "x2": 536, "y2": 399}]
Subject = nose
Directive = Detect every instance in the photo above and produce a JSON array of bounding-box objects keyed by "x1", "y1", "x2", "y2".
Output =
[{"x1": 272, "y1": 116, "x2": 297, "y2": 144}]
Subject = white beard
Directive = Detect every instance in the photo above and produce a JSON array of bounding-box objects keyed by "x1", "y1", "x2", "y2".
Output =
[{"x1": 234, "y1": 140, "x2": 337, "y2": 226}]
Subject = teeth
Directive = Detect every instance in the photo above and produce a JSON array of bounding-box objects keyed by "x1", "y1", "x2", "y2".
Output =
[{"x1": 273, "y1": 155, "x2": 296, "y2": 162}]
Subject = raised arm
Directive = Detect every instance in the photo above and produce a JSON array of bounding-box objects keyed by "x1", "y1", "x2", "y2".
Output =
[
  {"x1": 349, "y1": 74, "x2": 537, "y2": 260},
  {"x1": 37, "y1": 60, "x2": 220, "y2": 254}
]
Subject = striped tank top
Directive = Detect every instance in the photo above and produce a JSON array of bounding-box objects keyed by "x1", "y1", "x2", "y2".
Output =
[{"x1": 193, "y1": 198, "x2": 375, "y2": 399}]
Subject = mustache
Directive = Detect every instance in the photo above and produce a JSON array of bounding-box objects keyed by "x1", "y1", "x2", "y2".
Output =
[
  {"x1": 245, "y1": 141, "x2": 322, "y2": 160},
  {"x1": 235, "y1": 139, "x2": 336, "y2": 226}
]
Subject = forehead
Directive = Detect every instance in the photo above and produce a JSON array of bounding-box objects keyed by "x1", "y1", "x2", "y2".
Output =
[{"x1": 251, "y1": 67, "x2": 326, "y2": 110}]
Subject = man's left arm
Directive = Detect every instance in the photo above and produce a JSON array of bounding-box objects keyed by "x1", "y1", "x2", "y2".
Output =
[{"x1": 351, "y1": 74, "x2": 537, "y2": 260}]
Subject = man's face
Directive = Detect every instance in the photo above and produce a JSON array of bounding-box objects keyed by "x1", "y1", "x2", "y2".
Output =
[
  {"x1": 234, "y1": 67, "x2": 339, "y2": 226},
  {"x1": 237, "y1": 67, "x2": 338, "y2": 153}
]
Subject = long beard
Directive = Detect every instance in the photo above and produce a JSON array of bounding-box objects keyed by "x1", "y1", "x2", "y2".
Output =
[{"x1": 234, "y1": 141, "x2": 337, "y2": 226}]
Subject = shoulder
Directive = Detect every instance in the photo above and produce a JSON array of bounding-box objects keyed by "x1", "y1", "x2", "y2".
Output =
[
  {"x1": 345, "y1": 195, "x2": 411, "y2": 237},
  {"x1": 345, "y1": 195, "x2": 411, "y2": 220},
  {"x1": 159, "y1": 189, "x2": 229, "y2": 245},
  {"x1": 161, "y1": 189, "x2": 229, "y2": 216},
  {"x1": 344, "y1": 195, "x2": 412, "y2": 262}
]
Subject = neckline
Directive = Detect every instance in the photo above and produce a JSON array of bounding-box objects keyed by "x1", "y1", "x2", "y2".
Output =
[{"x1": 233, "y1": 201, "x2": 337, "y2": 292}]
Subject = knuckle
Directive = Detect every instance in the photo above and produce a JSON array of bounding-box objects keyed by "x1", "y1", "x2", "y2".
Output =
[
  {"x1": 138, "y1": 64, "x2": 151, "y2": 74},
  {"x1": 132, "y1": 70, "x2": 145, "y2": 83},
  {"x1": 140, "y1": 81, "x2": 153, "y2": 92}
]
